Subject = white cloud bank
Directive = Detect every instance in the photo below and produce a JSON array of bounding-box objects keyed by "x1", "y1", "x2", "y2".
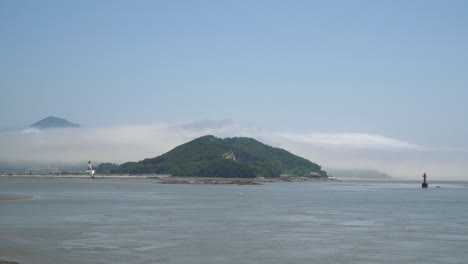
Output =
[
  {"x1": 276, "y1": 132, "x2": 422, "y2": 150},
  {"x1": 1, "y1": 120, "x2": 467, "y2": 180}
]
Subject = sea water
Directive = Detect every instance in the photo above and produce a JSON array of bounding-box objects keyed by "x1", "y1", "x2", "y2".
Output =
[{"x1": 1, "y1": 178, "x2": 467, "y2": 264}]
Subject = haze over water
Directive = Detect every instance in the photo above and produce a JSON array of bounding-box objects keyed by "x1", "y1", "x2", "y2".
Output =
[{"x1": 1, "y1": 178, "x2": 467, "y2": 264}]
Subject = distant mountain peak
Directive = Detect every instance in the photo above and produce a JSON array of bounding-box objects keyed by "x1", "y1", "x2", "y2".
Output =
[{"x1": 30, "y1": 116, "x2": 80, "y2": 129}]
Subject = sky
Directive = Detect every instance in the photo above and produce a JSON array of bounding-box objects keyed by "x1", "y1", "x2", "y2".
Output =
[{"x1": 1, "y1": 0, "x2": 467, "y2": 179}]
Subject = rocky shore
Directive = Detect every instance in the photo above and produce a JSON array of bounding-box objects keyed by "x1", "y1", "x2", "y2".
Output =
[
  {"x1": 156, "y1": 177, "x2": 260, "y2": 185},
  {"x1": 155, "y1": 176, "x2": 336, "y2": 185}
]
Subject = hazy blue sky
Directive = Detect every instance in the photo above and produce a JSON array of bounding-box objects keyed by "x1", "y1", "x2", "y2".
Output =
[{"x1": 1, "y1": 1, "x2": 467, "y2": 179}]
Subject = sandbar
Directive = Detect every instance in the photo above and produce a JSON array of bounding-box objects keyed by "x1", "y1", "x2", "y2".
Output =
[
  {"x1": 0, "y1": 194, "x2": 33, "y2": 200},
  {"x1": 0, "y1": 258, "x2": 20, "y2": 264}
]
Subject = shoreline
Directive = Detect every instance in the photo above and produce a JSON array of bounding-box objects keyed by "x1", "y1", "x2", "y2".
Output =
[
  {"x1": 0, "y1": 175, "x2": 150, "y2": 179},
  {"x1": 0, "y1": 174, "x2": 336, "y2": 185},
  {"x1": 155, "y1": 176, "x2": 336, "y2": 185}
]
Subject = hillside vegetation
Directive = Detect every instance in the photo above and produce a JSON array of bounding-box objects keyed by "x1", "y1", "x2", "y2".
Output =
[{"x1": 97, "y1": 135, "x2": 327, "y2": 178}]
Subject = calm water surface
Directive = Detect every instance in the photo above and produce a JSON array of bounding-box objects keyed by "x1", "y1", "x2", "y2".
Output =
[{"x1": 1, "y1": 178, "x2": 467, "y2": 264}]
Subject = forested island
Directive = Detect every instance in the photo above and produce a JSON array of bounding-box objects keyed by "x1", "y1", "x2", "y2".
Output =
[{"x1": 97, "y1": 135, "x2": 328, "y2": 179}]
